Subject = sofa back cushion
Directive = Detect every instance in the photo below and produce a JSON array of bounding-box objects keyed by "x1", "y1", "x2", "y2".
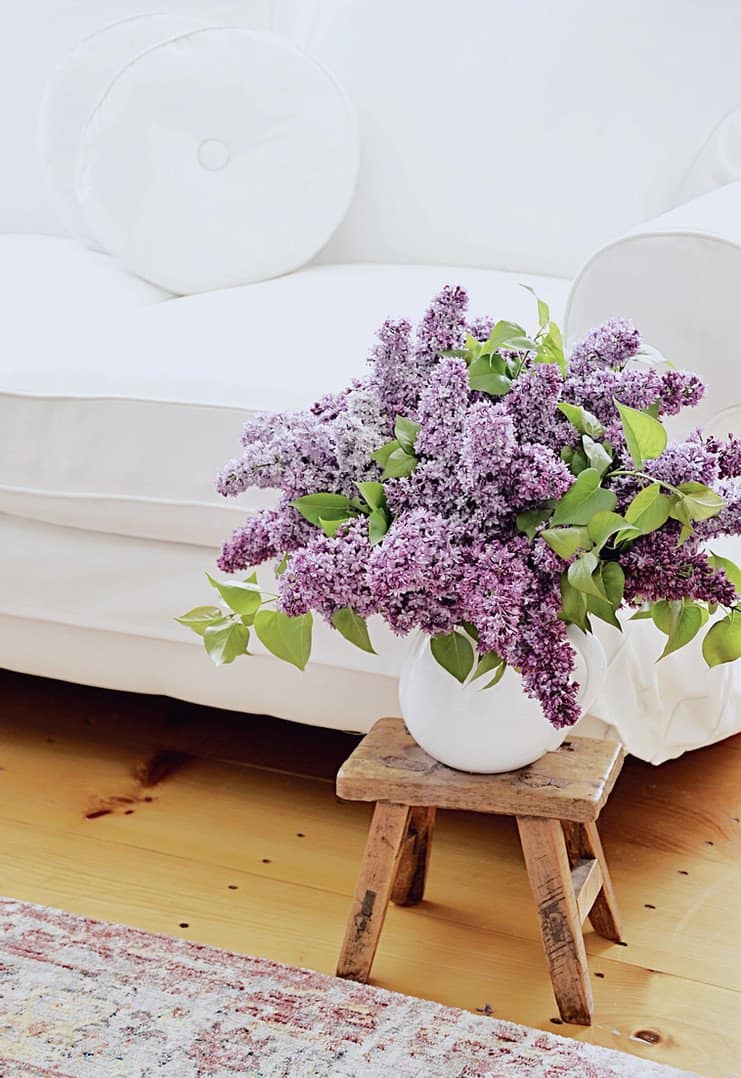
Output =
[
  {"x1": 276, "y1": 0, "x2": 741, "y2": 277},
  {"x1": 0, "y1": 0, "x2": 273, "y2": 237}
]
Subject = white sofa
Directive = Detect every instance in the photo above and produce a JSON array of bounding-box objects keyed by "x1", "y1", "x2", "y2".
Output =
[{"x1": 1, "y1": 0, "x2": 740, "y2": 762}]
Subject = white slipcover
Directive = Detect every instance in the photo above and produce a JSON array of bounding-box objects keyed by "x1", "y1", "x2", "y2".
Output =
[{"x1": 2, "y1": 1, "x2": 741, "y2": 763}]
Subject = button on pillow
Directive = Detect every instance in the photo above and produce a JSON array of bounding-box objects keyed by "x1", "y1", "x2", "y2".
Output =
[{"x1": 75, "y1": 28, "x2": 358, "y2": 294}]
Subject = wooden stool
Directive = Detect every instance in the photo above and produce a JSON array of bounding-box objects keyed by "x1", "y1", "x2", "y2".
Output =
[{"x1": 336, "y1": 717, "x2": 624, "y2": 1026}]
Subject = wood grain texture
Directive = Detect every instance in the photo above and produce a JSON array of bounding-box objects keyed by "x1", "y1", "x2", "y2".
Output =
[
  {"x1": 563, "y1": 820, "x2": 622, "y2": 941},
  {"x1": 517, "y1": 816, "x2": 593, "y2": 1025},
  {"x1": 391, "y1": 806, "x2": 436, "y2": 907},
  {"x1": 337, "y1": 802, "x2": 410, "y2": 982},
  {"x1": 0, "y1": 669, "x2": 739, "y2": 1074},
  {"x1": 337, "y1": 718, "x2": 624, "y2": 821},
  {"x1": 571, "y1": 859, "x2": 603, "y2": 924}
]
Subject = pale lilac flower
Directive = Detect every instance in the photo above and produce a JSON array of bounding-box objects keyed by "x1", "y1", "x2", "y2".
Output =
[
  {"x1": 278, "y1": 518, "x2": 374, "y2": 620},
  {"x1": 569, "y1": 318, "x2": 641, "y2": 373},
  {"x1": 415, "y1": 357, "x2": 470, "y2": 459},
  {"x1": 217, "y1": 500, "x2": 312, "y2": 573}
]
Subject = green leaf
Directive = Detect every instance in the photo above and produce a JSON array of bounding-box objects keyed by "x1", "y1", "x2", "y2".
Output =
[
  {"x1": 541, "y1": 526, "x2": 592, "y2": 560},
  {"x1": 516, "y1": 506, "x2": 552, "y2": 539},
  {"x1": 703, "y1": 611, "x2": 741, "y2": 667},
  {"x1": 614, "y1": 399, "x2": 668, "y2": 466},
  {"x1": 551, "y1": 469, "x2": 617, "y2": 526},
  {"x1": 536, "y1": 322, "x2": 566, "y2": 373},
  {"x1": 655, "y1": 599, "x2": 708, "y2": 659},
  {"x1": 521, "y1": 283, "x2": 550, "y2": 329},
  {"x1": 381, "y1": 446, "x2": 418, "y2": 479},
  {"x1": 582, "y1": 435, "x2": 612, "y2": 476},
  {"x1": 559, "y1": 574, "x2": 590, "y2": 632},
  {"x1": 394, "y1": 416, "x2": 421, "y2": 456},
  {"x1": 630, "y1": 607, "x2": 653, "y2": 621},
  {"x1": 585, "y1": 593, "x2": 621, "y2": 629},
  {"x1": 469, "y1": 650, "x2": 503, "y2": 684},
  {"x1": 583, "y1": 562, "x2": 624, "y2": 631},
  {"x1": 371, "y1": 439, "x2": 400, "y2": 467},
  {"x1": 290, "y1": 493, "x2": 356, "y2": 527},
  {"x1": 176, "y1": 605, "x2": 225, "y2": 637},
  {"x1": 482, "y1": 320, "x2": 528, "y2": 353},
  {"x1": 332, "y1": 608, "x2": 376, "y2": 654},
  {"x1": 624, "y1": 483, "x2": 672, "y2": 535},
  {"x1": 460, "y1": 621, "x2": 479, "y2": 642},
  {"x1": 468, "y1": 357, "x2": 512, "y2": 396},
  {"x1": 481, "y1": 661, "x2": 508, "y2": 689},
  {"x1": 203, "y1": 619, "x2": 250, "y2": 666},
  {"x1": 253, "y1": 609, "x2": 313, "y2": 671},
  {"x1": 430, "y1": 630, "x2": 475, "y2": 684},
  {"x1": 356, "y1": 481, "x2": 386, "y2": 511},
  {"x1": 676, "y1": 482, "x2": 726, "y2": 522},
  {"x1": 562, "y1": 444, "x2": 590, "y2": 476},
  {"x1": 502, "y1": 335, "x2": 538, "y2": 351},
  {"x1": 650, "y1": 599, "x2": 677, "y2": 635},
  {"x1": 556, "y1": 402, "x2": 604, "y2": 439},
  {"x1": 588, "y1": 511, "x2": 634, "y2": 553},
  {"x1": 368, "y1": 507, "x2": 390, "y2": 545},
  {"x1": 319, "y1": 517, "x2": 348, "y2": 538},
  {"x1": 567, "y1": 551, "x2": 609, "y2": 600},
  {"x1": 275, "y1": 553, "x2": 289, "y2": 576},
  {"x1": 206, "y1": 572, "x2": 262, "y2": 617},
  {"x1": 709, "y1": 552, "x2": 741, "y2": 594},
  {"x1": 601, "y1": 561, "x2": 625, "y2": 607}
]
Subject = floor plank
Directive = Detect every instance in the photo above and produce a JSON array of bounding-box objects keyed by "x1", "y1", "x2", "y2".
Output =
[{"x1": 0, "y1": 669, "x2": 739, "y2": 1075}]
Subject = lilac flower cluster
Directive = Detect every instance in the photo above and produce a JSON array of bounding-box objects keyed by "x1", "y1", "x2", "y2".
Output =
[{"x1": 215, "y1": 295, "x2": 740, "y2": 728}]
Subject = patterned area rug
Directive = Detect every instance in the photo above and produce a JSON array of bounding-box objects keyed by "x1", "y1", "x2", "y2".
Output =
[{"x1": 0, "y1": 898, "x2": 693, "y2": 1077}]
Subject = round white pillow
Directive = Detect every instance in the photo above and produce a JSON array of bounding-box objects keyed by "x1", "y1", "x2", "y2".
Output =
[
  {"x1": 39, "y1": 13, "x2": 215, "y2": 250},
  {"x1": 75, "y1": 28, "x2": 359, "y2": 294}
]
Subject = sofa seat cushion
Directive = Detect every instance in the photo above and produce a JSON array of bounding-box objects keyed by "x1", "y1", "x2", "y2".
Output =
[{"x1": 0, "y1": 247, "x2": 570, "y2": 546}]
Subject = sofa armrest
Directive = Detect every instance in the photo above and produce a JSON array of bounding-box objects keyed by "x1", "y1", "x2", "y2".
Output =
[
  {"x1": 565, "y1": 183, "x2": 741, "y2": 763},
  {"x1": 564, "y1": 181, "x2": 741, "y2": 439}
]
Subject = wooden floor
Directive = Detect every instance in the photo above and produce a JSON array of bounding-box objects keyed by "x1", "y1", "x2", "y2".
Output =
[{"x1": 1, "y1": 669, "x2": 739, "y2": 1076}]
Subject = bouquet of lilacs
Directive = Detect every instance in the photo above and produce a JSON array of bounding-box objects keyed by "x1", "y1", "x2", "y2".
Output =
[{"x1": 178, "y1": 286, "x2": 741, "y2": 729}]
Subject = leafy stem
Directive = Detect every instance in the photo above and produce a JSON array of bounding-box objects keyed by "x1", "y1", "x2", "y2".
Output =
[{"x1": 608, "y1": 468, "x2": 683, "y2": 498}]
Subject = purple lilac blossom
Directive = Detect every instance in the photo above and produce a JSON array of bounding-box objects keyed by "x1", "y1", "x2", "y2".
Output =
[
  {"x1": 646, "y1": 432, "x2": 719, "y2": 487},
  {"x1": 414, "y1": 357, "x2": 471, "y2": 459},
  {"x1": 621, "y1": 523, "x2": 736, "y2": 606},
  {"x1": 696, "y1": 479, "x2": 741, "y2": 540},
  {"x1": 217, "y1": 500, "x2": 312, "y2": 573},
  {"x1": 213, "y1": 286, "x2": 741, "y2": 729},
  {"x1": 568, "y1": 318, "x2": 641, "y2": 374},
  {"x1": 460, "y1": 403, "x2": 517, "y2": 494},
  {"x1": 658, "y1": 369, "x2": 705, "y2": 415},
  {"x1": 707, "y1": 435, "x2": 741, "y2": 479},
  {"x1": 502, "y1": 364, "x2": 570, "y2": 450},
  {"x1": 278, "y1": 518, "x2": 374, "y2": 620}
]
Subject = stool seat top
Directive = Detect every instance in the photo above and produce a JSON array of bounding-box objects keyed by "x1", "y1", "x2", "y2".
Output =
[{"x1": 337, "y1": 718, "x2": 624, "y2": 822}]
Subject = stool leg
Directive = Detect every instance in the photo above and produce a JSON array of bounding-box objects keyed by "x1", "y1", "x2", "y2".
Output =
[
  {"x1": 392, "y1": 806, "x2": 436, "y2": 907},
  {"x1": 562, "y1": 820, "x2": 621, "y2": 941},
  {"x1": 517, "y1": 815, "x2": 593, "y2": 1026},
  {"x1": 337, "y1": 802, "x2": 411, "y2": 982}
]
